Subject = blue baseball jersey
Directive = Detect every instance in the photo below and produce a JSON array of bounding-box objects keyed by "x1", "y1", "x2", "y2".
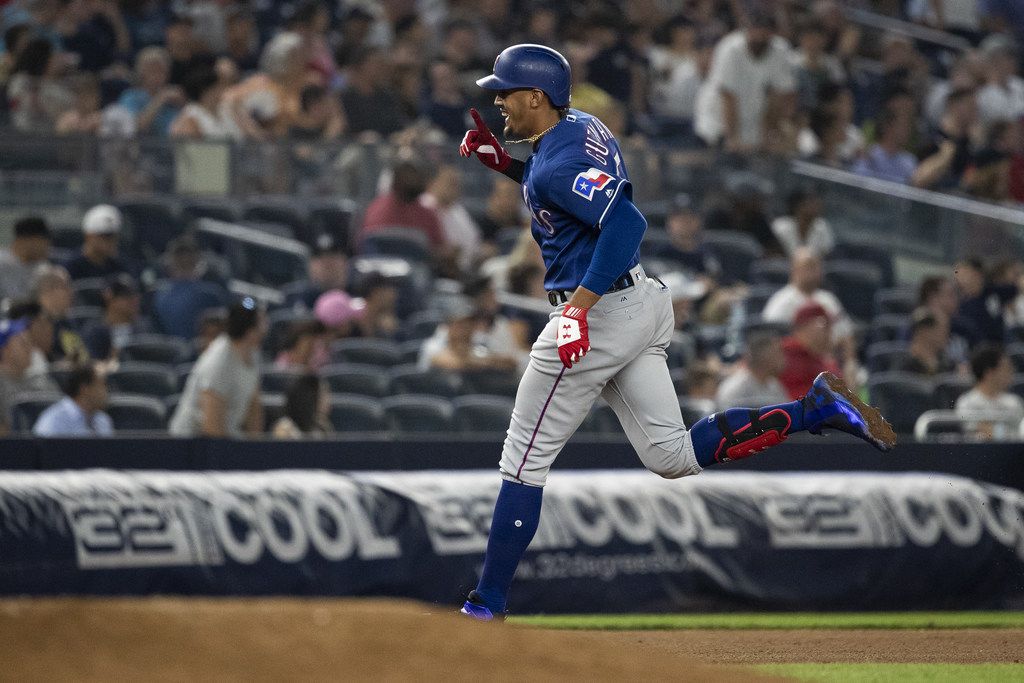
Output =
[{"x1": 521, "y1": 109, "x2": 640, "y2": 291}]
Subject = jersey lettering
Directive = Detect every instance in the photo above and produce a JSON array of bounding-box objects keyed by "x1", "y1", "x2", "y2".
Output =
[{"x1": 522, "y1": 182, "x2": 556, "y2": 235}]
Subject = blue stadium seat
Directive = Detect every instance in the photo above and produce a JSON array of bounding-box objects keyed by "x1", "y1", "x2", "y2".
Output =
[
  {"x1": 865, "y1": 341, "x2": 911, "y2": 373},
  {"x1": 361, "y1": 227, "x2": 431, "y2": 263},
  {"x1": 874, "y1": 288, "x2": 917, "y2": 316},
  {"x1": 106, "y1": 394, "x2": 167, "y2": 432},
  {"x1": 452, "y1": 395, "x2": 514, "y2": 433},
  {"x1": 701, "y1": 229, "x2": 764, "y2": 283},
  {"x1": 870, "y1": 314, "x2": 909, "y2": 344},
  {"x1": 262, "y1": 370, "x2": 305, "y2": 394},
  {"x1": 749, "y1": 257, "x2": 791, "y2": 287},
  {"x1": 120, "y1": 334, "x2": 191, "y2": 365},
  {"x1": 181, "y1": 199, "x2": 241, "y2": 225},
  {"x1": 934, "y1": 373, "x2": 972, "y2": 410},
  {"x1": 330, "y1": 338, "x2": 403, "y2": 366},
  {"x1": 461, "y1": 370, "x2": 520, "y2": 398},
  {"x1": 329, "y1": 394, "x2": 386, "y2": 432},
  {"x1": 10, "y1": 392, "x2": 63, "y2": 433},
  {"x1": 117, "y1": 197, "x2": 182, "y2": 260},
  {"x1": 174, "y1": 362, "x2": 194, "y2": 392},
  {"x1": 830, "y1": 239, "x2": 896, "y2": 288},
  {"x1": 71, "y1": 277, "x2": 108, "y2": 306},
  {"x1": 106, "y1": 362, "x2": 177, "y2": 398},
  {"x1": 825, "y1": 260, "x2": 883, "y2": 323},
  {"x1": 320, "y1": 363, "x2": 390, "y2": 398},
  {"x1": 382, "y1": 394, "x2": 454, "y2": 433},
  {"x1": 401, "y1": 310, "x2": 445, "y2": 341},
  {"x1": 388, "y1": 365, "x2": 463, "y2": 397},
  {"x1": 243, "y1": 198, "x2": 309, "y2": 244},
  {"x1": 868, "y1": 372, "x2": 936, "y2": 435}
]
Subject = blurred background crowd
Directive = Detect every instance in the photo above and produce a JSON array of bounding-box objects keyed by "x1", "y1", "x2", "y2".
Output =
[{"x1": 1, "y1": 0, "x2": 1024, "y2": 443}]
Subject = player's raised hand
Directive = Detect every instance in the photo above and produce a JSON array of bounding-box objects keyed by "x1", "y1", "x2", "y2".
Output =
[
  {"x1": 459, "y1": 108, "x2": 512, "y2": 173},
  {"x1": 556, "y1": 305, "x2": 590, "y2": 369}
]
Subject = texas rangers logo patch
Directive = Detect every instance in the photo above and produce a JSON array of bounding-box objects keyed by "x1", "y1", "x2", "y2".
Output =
[{"x1": 572, "y1": 168, "x2": 614, "y2": 201}]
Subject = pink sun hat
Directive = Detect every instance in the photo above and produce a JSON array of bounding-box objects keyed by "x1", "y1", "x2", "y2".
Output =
[{"x1": 314, "y1": 290, "x2": 367, "y2": 328}]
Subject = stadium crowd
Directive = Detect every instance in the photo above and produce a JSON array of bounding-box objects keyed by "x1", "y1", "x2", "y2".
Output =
[{"x1": 1, "y1": 0, "x2": 1024, "y2": 442}]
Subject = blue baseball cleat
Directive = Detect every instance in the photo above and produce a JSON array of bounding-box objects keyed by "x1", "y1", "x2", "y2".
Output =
[
  {"x1": 803, "y1": 372, "x2": 897, "y2": 452},
  {"x1": 459, "y1": 591, "x2": 504, "y2": 622}
]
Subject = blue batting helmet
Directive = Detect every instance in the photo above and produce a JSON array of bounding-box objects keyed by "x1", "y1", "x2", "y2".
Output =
[{"x1": 476, "y1": 44, "x2": 571, "y2": 108}]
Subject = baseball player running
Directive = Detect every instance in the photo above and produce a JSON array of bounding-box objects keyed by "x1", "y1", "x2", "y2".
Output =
[{"x1": 458, "y1": 44, "x2": 896, "y2": 620}]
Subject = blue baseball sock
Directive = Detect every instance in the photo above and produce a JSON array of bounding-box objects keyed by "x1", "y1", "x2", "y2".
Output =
[
  {"x1": 473, "y1": 479, "x2": 543, "y2": 614},
  {"x1": 689, "y1": 400, "x2": 806, "y2": 468}
]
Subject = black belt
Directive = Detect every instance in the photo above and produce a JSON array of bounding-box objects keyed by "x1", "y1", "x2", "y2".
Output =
[{"x1": 547, "y1": 271, "x2": 638, "y2": 306}]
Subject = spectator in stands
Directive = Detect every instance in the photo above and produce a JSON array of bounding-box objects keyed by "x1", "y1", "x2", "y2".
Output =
[
  {"x1": 420, "y1": 296, "x2": 517, "y2": 373},
  {"x1": 33, "y1": 264, "x2": 86, "y2": 364},
  {"x1": 32, "y1": 362, "x2": 113, "y2": 437},
  {"x1": 222, "y1": 7, "x2": 260, "y2": 74},
  {"x1": 955, "y1": 342, "x2": 1024, "y2": 440},
  {"x1": 166, "y1": 13, "x2": 216, "y2": 86},
  {"x1": 582, "y1": 9, "x2": 647, "y2": 113},
  {"x1": 56, "y1": 0, "x2": 130, "y2": 73},
  {"x1": 6, "y1": 300, "x2": 54, "y2": 384},
  {"x1": 287, "y1": 84, "x2": 344, "y2": 141},
  {"x1": 0, "y1": 216, "x2": 51, "y2": 305},
  {"x1": 340, "y1": 47, "x2": 408, "y2": 138},
  {"x1": 770, "y1": 188, "x2": 835, "y2": 258},
  {"x1": 221, "y1": 31, "x2": 306, "y2": 139},
  {"x1": 925, "y1": 53, "x2": 984, "y2": 127},
  {"x1": 911, "y1": 87, "x2": 980, "y2": 190},
  {"x1": 918, "y1": 274, "x2": 973, "y2": 364},
  {"x1": 0, "y1": 23, "x2": 33, "y2": 84},
  {"x1": 422, "y1": 164, "x2": 482, "y2": 275},
  {"x1": 694, "y1": 9, "x2": 796, "y2": 152},
  {"x1": 55, "y1": 73, "x2": 102, "y2": 135},
  {"x1": 117, "y1": 46, "x2": 184, "y2": 137},
  {"x1": 799, "y1": 83, "x2": 864, "y2": 165},
  {"x1": 120, "y1": 1, "x2": 172, "y2": 53},
  {"x1": 851, "y1": 108, "x2": 919, "y2": 184},
  {"x1": 284, "y1": 235, "x2": 351, "y2": 311},
  {"x1": 6, "y1": 37, "x2": 72, "y2": 134},
  {"x1": 169, "y1": 65, "x2": 232, "y2": 139},
  {"x1": 153, "y1": 236, "x2": 230, "y2": 339},
  {"x1": 685, "y1": 360, "x2": 720, "y2": 405},
  {"x1": 656, "y1": 271, "x2": 702, "y2": 369},
  {"x1": 650, "y1": 198, "x2": 722, "y2": 281},
  {"x1": 955, "y1": 256, "x2": 1016, "y2": 344},
  {"x1": 646, "y1": 15, "x2": 702, "y2": 133},
  {"x1": 894, "y1": 308, "x2": 957, "y2": 377},
  {"x1": 976, "y1": 35, "x2": 1024, "y2": 124},
  {"x1": 716, "y1": 330, "x2": 789, "y2": 410},
  {"x1": 980, "y1": 1, "x2": 1024, "y2": 50},
  {"x1": 465, "y1": 275, "x2": 529, "y2": 365},
  {"x1": 352, "y1": 273, "x2": 399, "y2": 339},
  {"x1": 790, "y1": 18, "x2": 844, "y2": 113},
  {"x1": 286, "y1": 0, "x2": 338, "y2": 87},
  {"x1": 360, "y1": 159, "x2": 445, "y2": 251},
  {"x1": 271, "y1": 374, "x2": 333, "y2": 439},
  {"x1": 314, "y1": 289, "x2": 366, "y2": 341},
  {"x1": 81, "y1": 274, "x2": 147, "y2": 362},
  {"x1": 169, "y1": 299, "x2": 265, "y2": 438},
  {"x1": 779, "y1": 302, "x2": 843, "y2": 400},
  {"x1": 962, "y1": 118, "x2": 1018, "y2": 201},
  {"x1": 425, "y1": 60, "x2": 470, "y2": 139},
  {"x1": 703, "y1": 177, "x2": 782, "y2": 257},
  {"x1": 274, "y1": 319, "x2": 327, "y2": 372},
  {"x1": 0, "y1": 318, "x2": 58, "y2": 435},
  {"x1": 64, "y1": 204, "x2": 130, "y2": 281},
  {"x1": 475, "y1": 178, "x2": 524, "y2": 242},
  {"x1": 194, "y1": 308, "x2": 226, "y2": 356}
]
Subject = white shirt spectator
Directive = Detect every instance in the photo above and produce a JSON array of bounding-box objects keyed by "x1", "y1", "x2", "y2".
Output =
[
  {"x1": 797, "y1": 124, "x2": 865, "y2": 161},
  {"x1": 955, "y1": 388, "x2": 1024, "y2": 440},
  {"x1": 421, "y1": 194, "x2": 482, "y2": 273},
  {"x1": 977, "y1": 77, "x2": 1024, "y2": 123},
  {"x1": 647, "y1": 46, "x2": 702, "y2": 120},
  {"x1": 33, "y1": 396, "x2": 114, "y2": 437},
  {"x1": 762, "y1": 284, "x2": 853, "y2": 341},
  {"x1": 770, "y1": 216, "x2": 836, "y2": 257},
  {"x1": 716, "y1": 367, "x2": 789, "y2": 410},
  {"x1": 695, "y1": 31, "x2": 796, "y2": 147}
]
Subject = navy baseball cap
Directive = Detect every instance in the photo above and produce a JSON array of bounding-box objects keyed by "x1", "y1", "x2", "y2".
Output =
[{"x1": 0, "y1": 318, "x2": 29, "y2": 351}]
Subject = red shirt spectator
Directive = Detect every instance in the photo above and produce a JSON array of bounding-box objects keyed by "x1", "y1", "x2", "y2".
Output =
[
  {"x1": 779, "y1": 302, "x2": 842, "y2": 399},
  {"x1": 360, "y1": 160, "x2": 444, "y2": 249}
]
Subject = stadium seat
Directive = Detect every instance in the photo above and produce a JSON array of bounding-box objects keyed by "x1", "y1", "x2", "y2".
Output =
[
  {"x1": 934, "y1": 373, "x2": 973, "y2": 410},
  {"x1": 461, "y1": 370, "x2": 520, "y2": 398},
  {"x1": 399, "y1": 339, "x2": 424, "y2": 364},
  {"x1": 243, "y1": 198, "x2": 310, "y2": 244},
  {"x1": 389, "y1": 364, "x2": 463, "y2": 397},
  {"x1": 117, "y1": 198, "x2": 182, "y2": 260},
  {"x1": 401, "y1": 310, "x2": 445, "y2": 341},
  {"x1": 308, "y1": 199, "x2": 357, "y2": 248},
  {"x1": 679, "y1": 397, "x2": 715, "y2": 427},
  {"x1": 865, "y1": 341, "x2": 912, "y2": 373},
  {"x1": 181, "y1": 199, "x2": 240, "y2": 225},
  {"x1": 579, "y1": 401, "x2": 619, "y2": 434},
  {"x1": 264, "y1": 309, "x2": 309, "y2": 355},
  {"x1": 869, "y1": 314, "x2": 909, "y2": 344},
  {"x1": 701, "y1": 229, "x2": 764, "y2": 283},
  {"x1": 261, "y1": 393, "x2": 285, "y2": 431},
  {"x1": 120, "y1": 334, "x2": 191, "y2": 365},
  {"x1": 1006, "y1": 343, "x2": 1024, "y2": 373},
  {"x1": 1011, "y1": 375, "x2": 1024, "y2": 401},
  {"x1": 51, "y1": 225, "x2": 83, "y2": 250},
  {"x1": 66, "y1": 305, "x2": 103, "y2": 331},
  {"x1": 451, "y1": 395, "x2": 514, "y2": 433},
  {"x1": 749, "y1": 257, "x2": 791, "y2": 286},
  {"x1": 71, "y1": 277, "x2": 108, "y2": 307},
  {"x1": 106, "y1": 362, "x2": 177, "y2": 398},
  {"x1": 639, "y1": 229, "x2": 672, "y2": 260},
  {"x1": 874, "y1": 288, "x2": 917, "y2": 316},
  {"x1": 360, "y1": 227, "x2": 432, "y2": 263},
  {"x1": 164, "y1": 393, "x2": 180, "y2": 418},
  {"x1": 330, "y1": 338, "x2": 403, "y2": 367},
  {"x1": 328, "y1": 394, "x2": 386, "y2": 432},
  {"x1": 829, "y1": 240, "x2": 896, "y2": 288},
  {"x1": 320, "y1": 363, "x2": 390, "y2": 398},
  {"x1": 382, "y1": 394, "x2": 454, "y2": 433},
  {"x1": 825, "y1": 260, "x2": 883, "y2": 322},
  {"x1": 868, "y1": 372, "x2": 936, "y2": 435},
  {"x1": 742, "y1": 284, "x2": 780, "y2": 317},
  {"x1": 10, "y1": 391, "x2": 63, "y2": 433},
  {"x1": 670, "y1": 367, "x2": 687, "y2": 396},
  {"x1": 106, "y1": 394, "x2": 167, "y2": 432},
  {"x1": 175, "y1": 362, "x2": 194, "y2": 392},
  {"x1": 262, "y1": 370, "x2": 305, "y2": 394},
  {"x1": 48, "y1": 368, "x2": 72, "y2": 393}
]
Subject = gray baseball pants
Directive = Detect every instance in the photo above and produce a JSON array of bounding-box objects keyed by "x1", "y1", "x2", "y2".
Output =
[{"x1": 500, "y1": 266, "x2": 702, "y2": 486}]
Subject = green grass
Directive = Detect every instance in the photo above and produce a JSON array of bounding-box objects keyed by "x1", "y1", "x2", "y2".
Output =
[
  {"x1": 756, "y1": 663, "x2": 1024, "y2": 682},
  {"x1": 511, "y1": 611, "x2": 1024, "y2": 630}
]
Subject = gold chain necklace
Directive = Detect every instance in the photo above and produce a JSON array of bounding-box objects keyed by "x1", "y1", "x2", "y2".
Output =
[{"x1": 505, "y1": 120, "x2": 560, "y2": 145}]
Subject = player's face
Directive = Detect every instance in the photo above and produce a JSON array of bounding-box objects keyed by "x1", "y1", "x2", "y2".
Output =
[{"x1": 494, "y1": 88, "x2": 538, "y2": 138}]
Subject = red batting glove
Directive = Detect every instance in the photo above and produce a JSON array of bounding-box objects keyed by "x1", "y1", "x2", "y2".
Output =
[
  {"x1": 459, "y1": 108, "x2": 512, "y2": 173},
  {"x1": 556, "y1": 305, "x2": 590, "y2": 369}
]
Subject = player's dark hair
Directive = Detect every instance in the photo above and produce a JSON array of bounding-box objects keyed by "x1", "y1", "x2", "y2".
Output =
[
  {"x1": 970, "y1": 342, "x2": 1006, "y2": 382},
  {"x1": 284, "y1": 373, "x2": 323, "y2": 432},
  {"x1": 66, "y1": 363, "x2": 99, "y2": 399},
  {"x1": 917, "y1": 275, "x2": 949, "y2": 306},
  {"x1": 13, "y1": 216, "x2": 51, "y2": 240},
  {"x1": 226, "y1": 300, "x2": 261, "y2": 340}
]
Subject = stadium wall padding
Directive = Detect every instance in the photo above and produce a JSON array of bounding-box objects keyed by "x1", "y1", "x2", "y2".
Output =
[{"x1": 0, "y1": 468, "x2": 1021, "y2": 611}]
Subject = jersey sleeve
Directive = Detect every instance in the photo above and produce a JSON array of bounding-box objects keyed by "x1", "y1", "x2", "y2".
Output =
[{"x1": 542, "y1": 160, "x2": 632, "y2": 230}]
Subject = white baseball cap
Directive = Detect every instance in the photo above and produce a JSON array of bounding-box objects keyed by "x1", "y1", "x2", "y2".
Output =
[{"x1": 82, "y1": 204, "x2": 123, "y2": 235}]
